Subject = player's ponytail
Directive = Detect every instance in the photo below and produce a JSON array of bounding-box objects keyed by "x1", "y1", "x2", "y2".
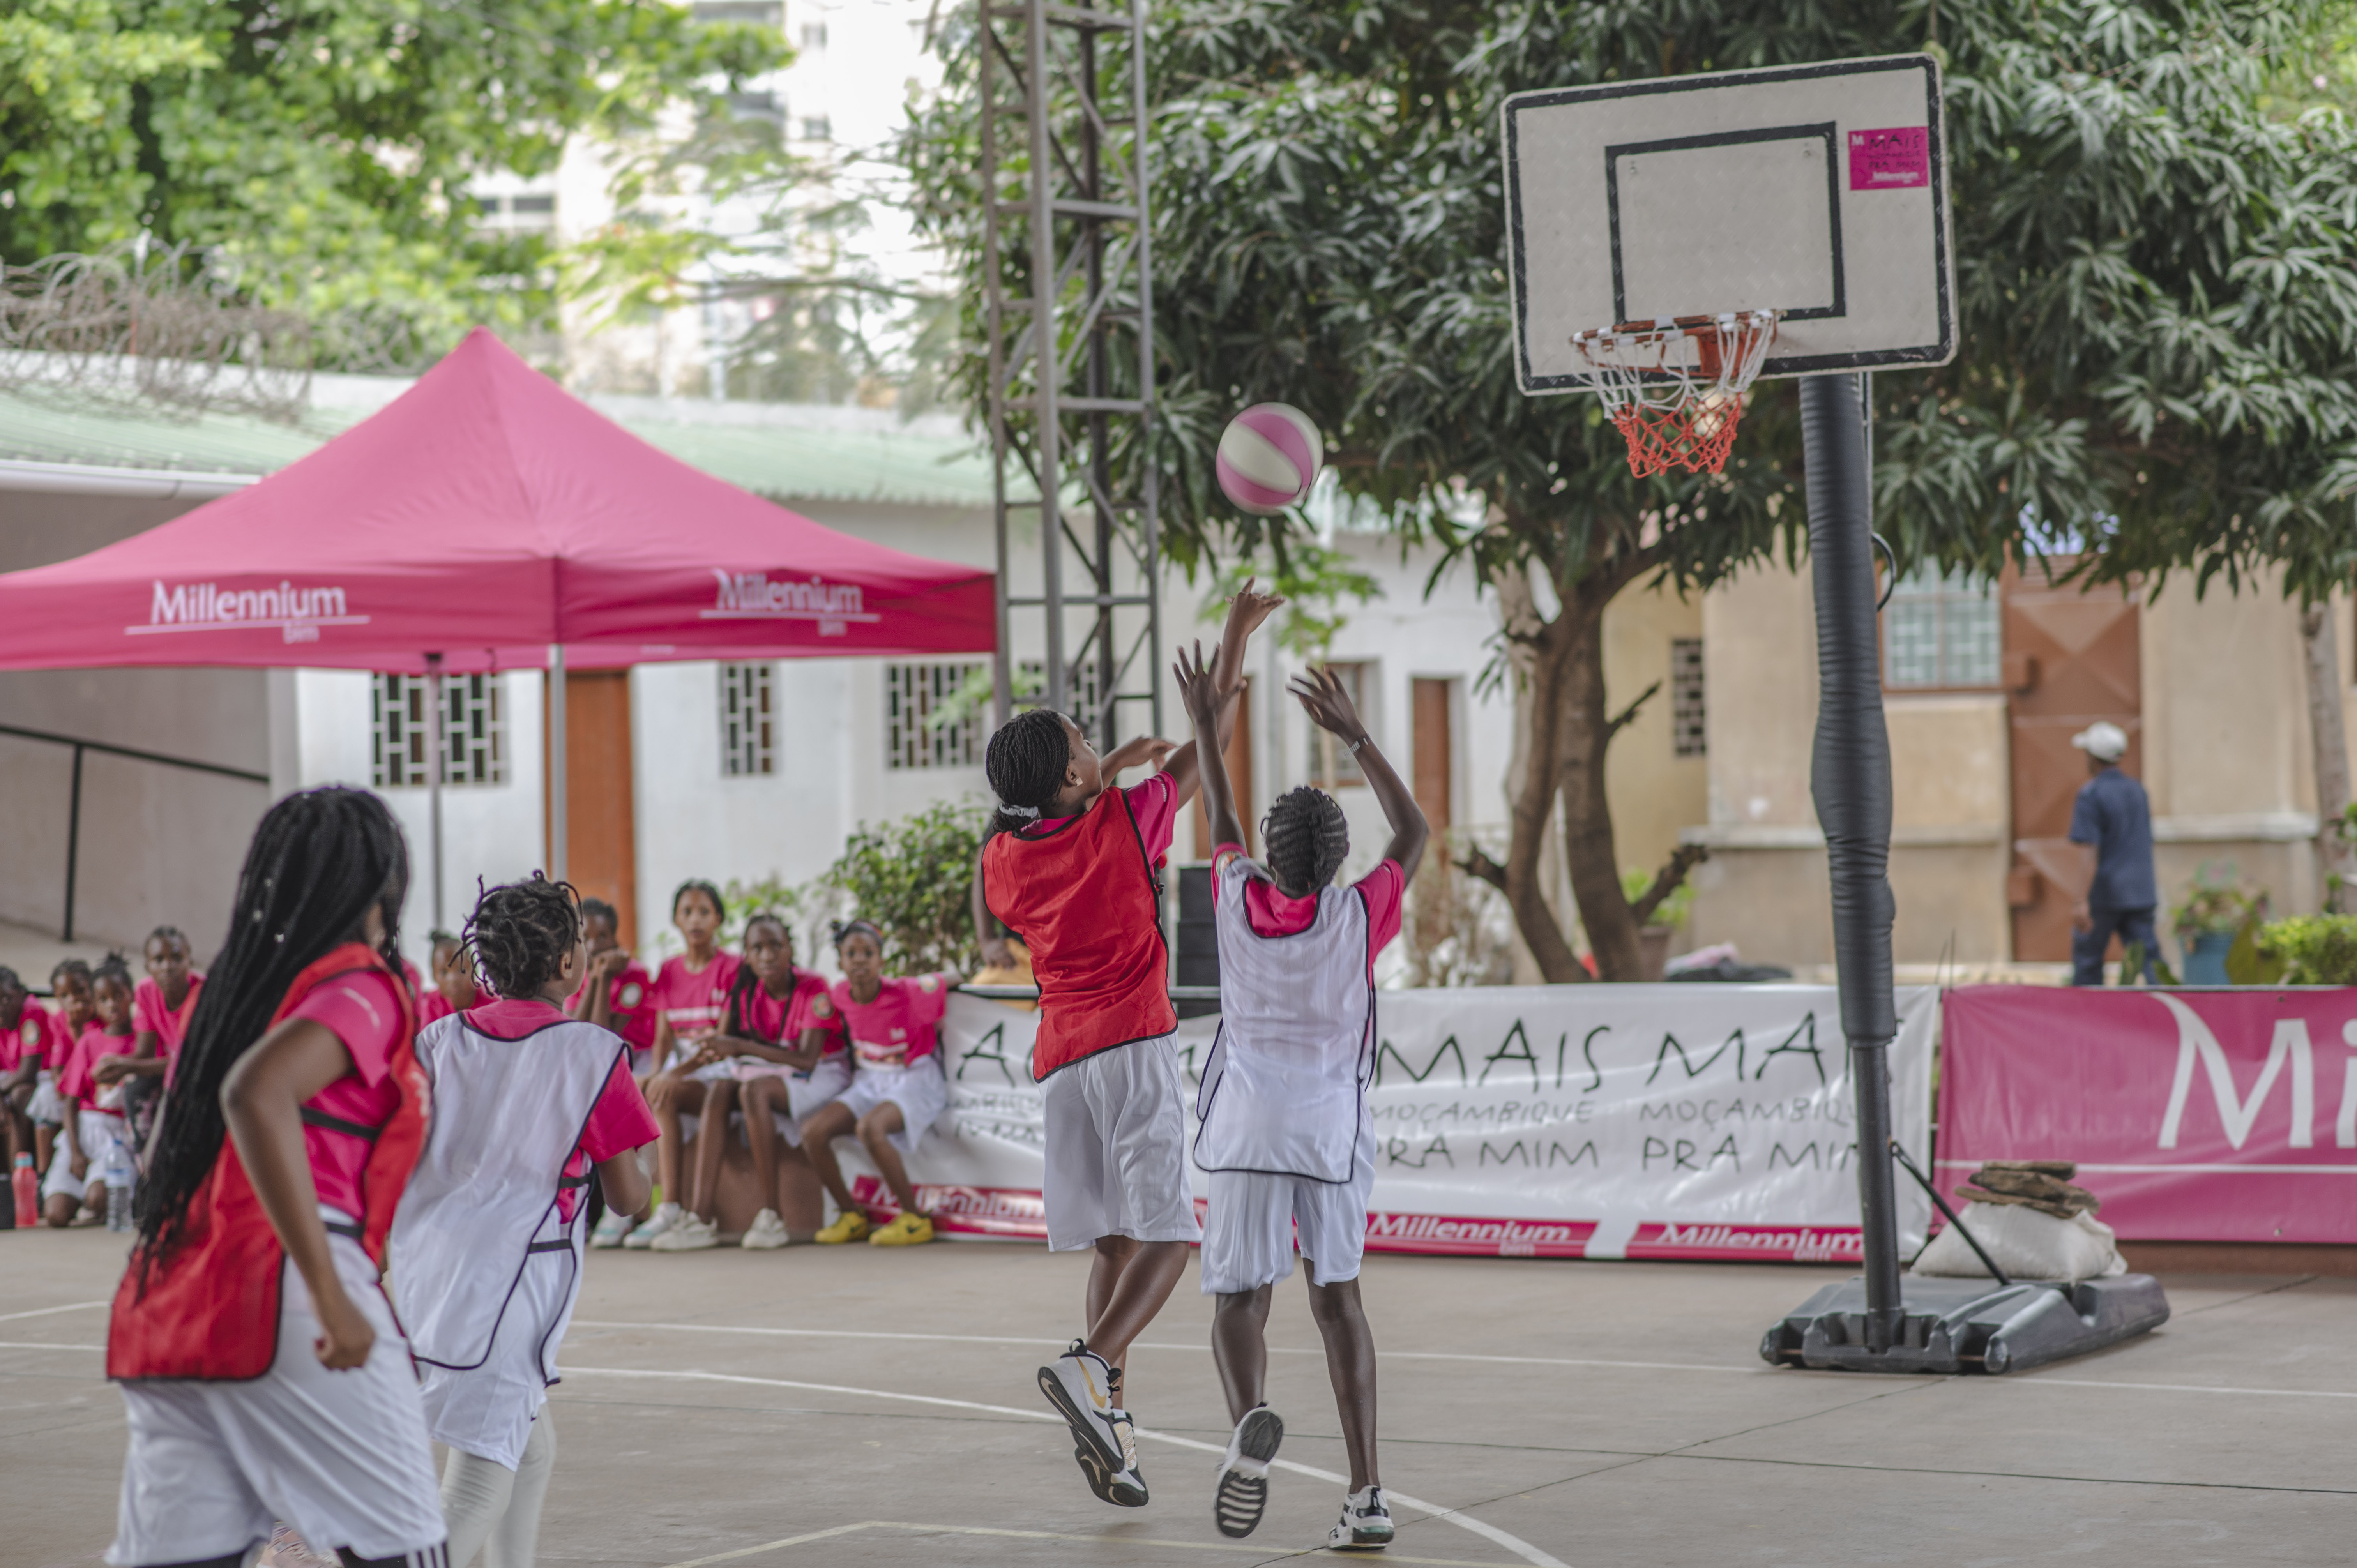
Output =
[{"x1": 984, "y1": 708, "x2": 1071, "y2": 834}]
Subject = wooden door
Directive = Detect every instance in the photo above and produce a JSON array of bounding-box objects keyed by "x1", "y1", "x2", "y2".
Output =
[
  {"x1": 1190, "y1": 679, "x2": 1253, "y2": 857},
  {"x1": 2005, "y1": 567, "x2": 2140, "y2": 961},
  {"x1": 546, "y1": 670, "x2": 639, "y2": 950},
  {"x1": 1412, "y1": 678, "x2": 1453, "y2": 832}
]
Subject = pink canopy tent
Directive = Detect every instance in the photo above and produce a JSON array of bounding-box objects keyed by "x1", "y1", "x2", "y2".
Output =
[{"x1": 0, "y1": 327, "x2": 994, "y2": 904}]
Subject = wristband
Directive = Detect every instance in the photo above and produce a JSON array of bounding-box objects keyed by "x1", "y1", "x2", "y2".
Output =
[{"x1": 1348, "y1": 734, "x2": 1370, "y2": 754}]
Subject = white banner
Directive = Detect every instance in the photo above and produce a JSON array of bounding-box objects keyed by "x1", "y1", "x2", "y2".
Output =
[{"x1": 842, "y1": 984, "x2": 1934, "y2": 1264}]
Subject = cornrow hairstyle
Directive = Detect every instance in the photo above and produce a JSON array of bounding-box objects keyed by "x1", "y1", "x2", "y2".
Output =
[
  {"x1": 671, "y1": 879, "x2": 724, "y2": 923},
  {"x1": 1261, "y1": 786, "x2": 1351, "y2": 898},
  {"x1": 724, "y1": 911, "x2": 791, "y2": 1041},
  {"x1": 134, "y1": 786, "x2": 410, "y2": 1281},
  {"x1": 464, "y1": 874, "x2": 582, "y2": 1001},
  {"x1": 984, "y1": 708, "x2": 1073, "y2": 834}
]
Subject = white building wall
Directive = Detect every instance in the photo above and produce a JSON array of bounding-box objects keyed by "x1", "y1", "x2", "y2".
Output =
[{"x1": 291, "y1": 669, "x2": 548, "y2": 974}]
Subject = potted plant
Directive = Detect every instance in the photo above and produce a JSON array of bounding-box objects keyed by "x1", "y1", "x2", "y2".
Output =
[{"x1": 2172, "y1": 865, "x2": 2262, "y2": 985}]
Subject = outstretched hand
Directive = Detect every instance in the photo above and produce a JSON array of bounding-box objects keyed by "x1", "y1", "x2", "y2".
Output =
[
  {"x1": 1101, "y1": 735, "x2": 1178, "y2": 777},
  {"x1": 1290, "y1": 665, "x2": 1366, "y2": 741},
  {"x1": 1223, "y1": 577, "x2": 1285, "y2": 638},
  {"x1": 1174, "y1": 641, "x2": 1244, "y2": 727}
]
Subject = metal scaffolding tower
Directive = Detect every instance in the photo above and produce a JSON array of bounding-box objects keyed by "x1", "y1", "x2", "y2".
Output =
[{"x1": 978, "y1": 0, "x2": 1161, "y2": 744}]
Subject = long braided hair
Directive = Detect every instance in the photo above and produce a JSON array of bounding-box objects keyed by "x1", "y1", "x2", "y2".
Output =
[
  {"x1": 463, "y1": 874, "x2": 581, "y2": 999},
  {"x1": 1261, "y1": 786, "x2": 1350, "y2": 897},
  {"x1": 133, "y1": 787, "x2": 411, "y2": 1273},
  {"x1": 984, "y1": 708, "x2": 1074, "y2": 834},
  {"x1": 723, "y1": 911, "x2": 791, "y2": 1042}
]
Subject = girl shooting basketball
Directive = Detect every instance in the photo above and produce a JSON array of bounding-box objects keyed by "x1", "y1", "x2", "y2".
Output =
[
  {"x1": 982, "y1": 581, "x2": 1277, "y2": 1508},
  {"x1": 104, "y1": 786, "x2": 445, "y2": 1568},
  {"x1": 1178, "y1": 648, "x2": 1425, "y2": 1550}
]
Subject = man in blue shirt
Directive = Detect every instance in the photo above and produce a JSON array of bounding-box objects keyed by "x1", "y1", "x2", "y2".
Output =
[{"x1": 2068, "y1": 721, "x2": 2158, "y2": 985}]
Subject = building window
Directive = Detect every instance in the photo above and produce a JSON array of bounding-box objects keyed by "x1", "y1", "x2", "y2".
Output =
[
  {"x1": 887, "y1": 662, "x2": 985, "y2": 770},
  {"x1": 1883, "y1": 568, "x2": 2001, "y2": 689},
  {"x1": 800, "y1": 115, "x2": 832, "y2": 142},
  {"x1": 800, "y1": 21, "x2": 827, "y2": 48},
  {"x1": 719, "y1": 663, "x2": 776, "y2": 777},
  {"x1": 372, "y1": 673, "x2": 505, "y2": 788},
  {"x1": 1305, "y1": 662, "x2": 1371, "y2": 786},
  {"x1": 1671, "y1": 638, "x2": 1706, "y2": 757}
]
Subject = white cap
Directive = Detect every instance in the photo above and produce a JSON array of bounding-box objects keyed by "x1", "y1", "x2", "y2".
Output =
[{"x1": 2072, "y1": 720, "x2": 2128, "y2": 762}]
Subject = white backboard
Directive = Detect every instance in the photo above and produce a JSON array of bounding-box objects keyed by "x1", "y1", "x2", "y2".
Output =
[{"x1": 1503, "y1": 55, "x2": 1956, "y2": 392}]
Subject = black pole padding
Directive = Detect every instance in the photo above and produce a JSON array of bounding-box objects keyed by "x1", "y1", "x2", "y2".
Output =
[{"x1": 1800, "y1": 372, "x2": 1905, "y2": 1351}]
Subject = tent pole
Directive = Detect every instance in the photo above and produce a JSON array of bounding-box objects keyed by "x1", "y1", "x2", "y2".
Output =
[
  {"x1": 427, "y1": 652, "x2": 445, "y2": 931},
  {"x1": 549, "y1": 644, "x2": 568, "y2": 885}
]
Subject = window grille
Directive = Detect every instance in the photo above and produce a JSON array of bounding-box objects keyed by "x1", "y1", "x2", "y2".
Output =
[
  {"x1": 1883, "y1": 569, "x2": 2001, "y2": 689},
  {"x1": 371, "y1": 673, "x2": 506, "y2": 788},
  {"x1": 719, "y1": 663, "x2": 776, "y2": 777},
  {"x1": 1671, "y1": 638, "x2": 1707, "y2": 757},
  {"x1": 887, "y1": 662, "x2": 985, "y2": 770},
  {"x1": 800, "y1": 115, "x2": 832, "y2": 142}
]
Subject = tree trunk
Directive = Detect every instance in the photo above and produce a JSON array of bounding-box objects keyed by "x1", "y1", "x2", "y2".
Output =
[
  {"x1": 1556, "y1": 586, "x2": 1645, "y2": 980},
  {"x1": 1480, "y1": 564, "x2": 1587, "y2": 982},
  {"x1": 2301, "y1": 602, "x2": 2355, "y2": 912}
]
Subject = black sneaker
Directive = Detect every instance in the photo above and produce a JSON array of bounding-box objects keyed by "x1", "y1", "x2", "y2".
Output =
[{"x1": 1212, "y1": 1406, "x2": 1284, "y2": 1538}]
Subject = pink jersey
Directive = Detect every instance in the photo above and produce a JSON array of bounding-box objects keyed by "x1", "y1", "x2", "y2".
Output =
[
  {"x1": 1215, "y1": 845, "x2": 1406, "y2": 979},
  {"x1": 731, "y1": 969, "x2": 847, "y2": 1059},
  {"x1": 830, "y1": 973, "x2": 953, "y2": 1068},
  {"x1": 461, "y1": 997, "x2": 660, "y2": 1222},
  {"x1": 647, "y1": 952, "x2": 742, "y2": 1050},
  {"x1": 282, "y1": 968, "x2": 409, "y2": 1219},
  {"x1": 131, "y1": 973, "x2": 205, "y2": 1066},
  {"x1": 58, "y1": 1023, "x2": 136, "y2": 1108},
  {"x1": 566, "y1": 961, "x2": 657, "y2": 1055},
  {"x1": 2, "y1": 1000, "x2": 60, "y2": 1073}
]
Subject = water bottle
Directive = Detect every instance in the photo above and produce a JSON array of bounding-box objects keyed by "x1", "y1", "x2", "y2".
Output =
[
  {"x1": 11, "y1": 1153, "x2": 36, "y2": 1229},
  {"x1": 107, "y1": 1183, "x2": 133, "y2": 1233}
]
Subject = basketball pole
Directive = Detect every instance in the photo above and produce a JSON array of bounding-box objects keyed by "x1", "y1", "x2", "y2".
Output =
[{"x1": 1799, "y1": 371, "x2": 1906, "y2": 1351}]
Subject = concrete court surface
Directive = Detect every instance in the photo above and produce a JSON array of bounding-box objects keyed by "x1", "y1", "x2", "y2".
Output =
[{"x1": 4, "y1": 1230, "x2": 2353, "y2": 1568}]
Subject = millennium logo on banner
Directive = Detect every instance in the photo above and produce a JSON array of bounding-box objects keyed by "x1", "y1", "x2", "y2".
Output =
[
  {"x1": 701, "y1": 570, "x2": 881, "y2": 637},
  {"x1": 131, "y1": 580, "x2": 370, "y2": 645}
]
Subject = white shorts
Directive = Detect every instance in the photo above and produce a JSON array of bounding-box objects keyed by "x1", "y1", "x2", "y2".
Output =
[
  {"x1": 1042, "y1": 1035, "x2": 1202, "y2": 1253},
  {"x1": 108, "y1": 1223, "x2": 445, "y2": 1566},
  {"x1": 747, "y1": 1057, "x2": 853, "y2": 1148},
  {"x1": 27, "y1": 1069, "x2": 64, "y2": 1126},
  {"x1": 1200, "y1": 1150, "x2": 1375, "y2": 1295},
  {"x1": 46, "y1": 1109, "x2": 131, "y2": 1201},
  {"x1": 837, "y1": 1059, "x2": 949, "y2": 1154}
]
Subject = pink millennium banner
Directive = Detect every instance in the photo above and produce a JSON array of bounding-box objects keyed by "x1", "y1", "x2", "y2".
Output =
[{"x1": 1938, "y1": 986, "x2": 2357, "y2": 1243}]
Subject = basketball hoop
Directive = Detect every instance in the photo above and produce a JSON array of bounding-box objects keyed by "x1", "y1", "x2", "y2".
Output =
[{"x1": 1567, "y1": 310, "x2": 1779, "y2": 477}]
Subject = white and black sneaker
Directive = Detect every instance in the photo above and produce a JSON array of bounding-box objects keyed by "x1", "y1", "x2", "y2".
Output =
[
  {"x1": 1038, "y1": 1342, "x2": 1147, "y2": 1506},
  {"x1": 1212, "y1": 1405, "x2": 1284, "y2": 1538},
  {"x1": 1328, "y1": 1486, "x2": 1394, "y2": 1551}
]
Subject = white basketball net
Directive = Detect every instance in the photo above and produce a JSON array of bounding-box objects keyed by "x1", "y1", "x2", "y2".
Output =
[{"x1": 1568, "y1": 310, "x2": 1779, "y2": 476}]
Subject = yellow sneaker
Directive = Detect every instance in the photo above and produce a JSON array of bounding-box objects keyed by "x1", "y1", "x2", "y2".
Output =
[
  {"x1": 815, "y1": 1209, "x2": 872, "y2": 1244},
  {"x1": 870, "y1": 1211, "x2": 935, "y2": 1246}
]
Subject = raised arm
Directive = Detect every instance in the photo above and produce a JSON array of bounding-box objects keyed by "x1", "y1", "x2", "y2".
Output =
[
  {"x1": 1291, "y1": 666, "x2": 1428, "y2": 881},
  {"x1": 1175, "y1": 641, "x2": 1246, "y2": 853},
  {"x1": 1156, "y1": 579, "x2": 1283, "y2": 809}
]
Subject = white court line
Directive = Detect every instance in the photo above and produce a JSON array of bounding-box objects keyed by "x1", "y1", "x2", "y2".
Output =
[
  {"x1": 0, "y1": 1340, "x2": 102, "y2": 1351},
  {"x1": 2013, "y1": 1376, "x2": 2357, "y2": 1400},
  {"x1": 564, "y1": 1366, "x2": 1569, "y2": 1568},
  {"x1": 570, "y1": 1320, "x2": 1766, "y2": 1376},
  {"x1": 660, "y1": 1519, "x2": 1511, "y2": 1568},
  {"x1": 0, "y1": 1300, "x2": 107, "y2": 1324}
]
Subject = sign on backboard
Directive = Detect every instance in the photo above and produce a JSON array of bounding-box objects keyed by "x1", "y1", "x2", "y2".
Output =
[{"x1": 1503, "y1": 55, "x2": 1957, "y2": 393}]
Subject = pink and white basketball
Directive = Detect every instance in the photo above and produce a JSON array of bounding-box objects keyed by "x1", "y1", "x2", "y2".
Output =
[{"x1": 1215, "y1": 402, "x2": 1323, "y2": 515}]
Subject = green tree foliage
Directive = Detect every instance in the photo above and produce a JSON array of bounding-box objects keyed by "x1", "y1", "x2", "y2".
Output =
[
  {"x1": 0, "y1": 0, "x2": 786, "y2": 363},
  {"x1": 907, "y1": 0, "x2": 2357, "y2": 980},
  {"x1": 820, "y1": 799, "x2": 990, "y2": 975}
]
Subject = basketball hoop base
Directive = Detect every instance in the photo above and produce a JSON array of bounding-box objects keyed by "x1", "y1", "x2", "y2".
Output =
[{"x1": 1570, "y1": 310, "x2": 1778, "y2": 478}]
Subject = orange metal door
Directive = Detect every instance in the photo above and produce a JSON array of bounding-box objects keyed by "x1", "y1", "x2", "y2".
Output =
[
  {"x1": 1412, "y1": 678, "x2": 1454, "y2": 833},
  {"x1": 2005, "y1": 567, "x2": 2140, "y2": 961},
  {"x1": 546, "y1": 670, "x2": 639, "y2": 950}
]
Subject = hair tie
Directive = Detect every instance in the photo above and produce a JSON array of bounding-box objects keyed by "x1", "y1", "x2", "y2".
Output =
[{"x1": 1002, "y1": 803, "x2": 1043, "y2": 819}]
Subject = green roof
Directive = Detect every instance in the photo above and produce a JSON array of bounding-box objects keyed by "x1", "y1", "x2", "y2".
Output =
[{"x1": 0, "y1": 386, "x2": 995, "y2": 510}]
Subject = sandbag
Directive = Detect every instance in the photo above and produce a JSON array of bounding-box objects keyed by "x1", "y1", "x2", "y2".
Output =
[{"x1": 1912, "y1": 1201, "x2": 2127, "y2": 1283}]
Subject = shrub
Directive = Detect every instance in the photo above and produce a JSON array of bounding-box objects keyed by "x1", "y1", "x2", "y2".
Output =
[
  {"x1": 820, "y1": 799, "x2": 991, "y2": 975},
  {"x1": 2252, "y1": 916, "x2": 2357, "y2": 987}
]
